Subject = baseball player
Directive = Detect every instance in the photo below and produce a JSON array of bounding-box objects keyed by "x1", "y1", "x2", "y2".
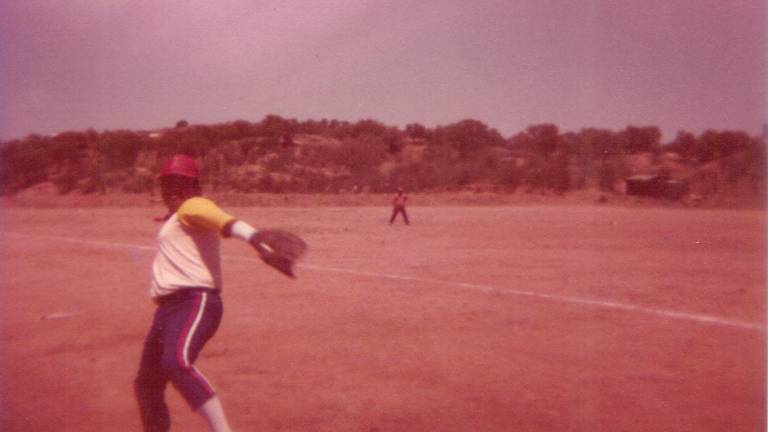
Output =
[
  {"x1": 134, "y1": 154, "x2": 305, "y2": 432},
  {"x1": 389, "y1": 188, "x2": 410, "y2": 225}
]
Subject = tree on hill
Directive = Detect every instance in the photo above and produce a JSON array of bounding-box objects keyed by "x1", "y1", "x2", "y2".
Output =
[
  {"x1": 257, "y1": 115, "x2": 298, "y2": 138},
  {"x1": 431, "y1": 119, "x2": 505, "y2": 159},
  {"x1": 351, "y1": 119, "x2": 388, "y2": 138},
  {"x1": 694, "y1": 130, "x2": 753, "y2": 163},
  {"x1": 666, "y1": 131, "x2": 697, "y2": 161},
  {"x1": 0, "y1": 135, "x2": 51, "y2": 193},
  {"x1": 623, "y1": 126, "x2": 661, "y2": 154},
  {"x1": 336, "y1": 134, "x2": 388, "y2": 177},
  {"x1": 96, "y1": 130, "x2": 143, "y2": 168},
  {"x1": 509, "y1": 124, "x2": 561, "y2": 160},
  {"x1": 405, "y1": 123, "x2": 429, "y2": 139}
]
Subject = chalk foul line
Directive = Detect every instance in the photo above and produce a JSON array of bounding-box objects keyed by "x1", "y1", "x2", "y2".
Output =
[{"x1": 1, "y1": 231, "x2": 764, "y2": 332}]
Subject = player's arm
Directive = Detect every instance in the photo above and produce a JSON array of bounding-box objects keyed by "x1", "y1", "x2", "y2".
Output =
[
  {"x1": 177, "y1": 197, "x2": 238, "y2": 235},
  {"x1": 178, "y1": 197, "x2": 306, "y2": 278},
  {"x1": 177, "y1": 197, "x2": 257, "y2": 242}
]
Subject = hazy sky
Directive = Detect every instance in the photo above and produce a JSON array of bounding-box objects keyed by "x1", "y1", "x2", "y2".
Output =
[{"x1": 1, "y1": 0, "x2": 765, "y2": 141}]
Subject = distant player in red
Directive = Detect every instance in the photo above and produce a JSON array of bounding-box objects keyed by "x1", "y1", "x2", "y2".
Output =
[{"x1": 389, "y1": 188, "x2": 410, "y2": 225}]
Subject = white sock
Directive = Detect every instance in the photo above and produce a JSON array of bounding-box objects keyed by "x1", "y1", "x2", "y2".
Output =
[{"x1": 197, "y1": 396, "x2": 233, "y2": 432}]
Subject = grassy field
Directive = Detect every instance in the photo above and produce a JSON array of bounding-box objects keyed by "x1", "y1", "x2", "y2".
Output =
[{"x1": 0, "y1": 204, "x2": 764, "y2": 431}]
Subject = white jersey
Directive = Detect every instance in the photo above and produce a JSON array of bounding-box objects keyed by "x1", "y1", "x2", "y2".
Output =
[{"x1": 150, "y1": 197, "x2": 235, "y2": 298}]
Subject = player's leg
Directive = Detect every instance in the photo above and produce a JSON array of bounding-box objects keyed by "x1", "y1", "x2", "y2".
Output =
[
  {"x1": 135, "y1": 314, "x2": 171, "y2": 432},
  {"x1": 160, "y1": 290, "x2": 230, "y2": 431},
  {"x1": 402, "y1": 207, "x2": 410, "y2": 225},
  {"x1": 389, "y1": 207, "x2": 398, "y2": 224}
]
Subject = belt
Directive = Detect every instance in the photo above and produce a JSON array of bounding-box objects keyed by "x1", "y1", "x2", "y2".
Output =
[{"x1": 155, "y1": 288, "x2": 219, "y2": 306}]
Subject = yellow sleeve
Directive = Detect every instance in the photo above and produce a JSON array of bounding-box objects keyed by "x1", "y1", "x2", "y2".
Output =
[{"x1": 177, "y1": 197, "x2": 236, "y2": 234}]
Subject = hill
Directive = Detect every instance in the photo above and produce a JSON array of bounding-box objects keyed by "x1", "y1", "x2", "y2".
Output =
[{"x1": 0, "y1": 116, "x2": 764, "y2": 208}]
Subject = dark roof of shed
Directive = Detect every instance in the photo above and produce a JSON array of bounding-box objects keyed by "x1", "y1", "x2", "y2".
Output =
[{"x1": 626, "y1": 174, "x2": 660, "y2": 181}]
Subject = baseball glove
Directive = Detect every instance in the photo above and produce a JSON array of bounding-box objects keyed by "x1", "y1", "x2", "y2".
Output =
[{"x1": 250, "y1": 229, "x2": 307, "y2": 278}]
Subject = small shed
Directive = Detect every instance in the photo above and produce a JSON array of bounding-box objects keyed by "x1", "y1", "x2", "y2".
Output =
[
  {"x1": 626, "y1": 175, "x2": 689, "y2": 200},
  {"x1": 662, "y1": 179, "x2": 689, "y2": 200}
]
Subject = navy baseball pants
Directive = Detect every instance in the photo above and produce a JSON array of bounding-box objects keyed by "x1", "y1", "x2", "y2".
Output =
[
  {"x1": 389, "y1": 206, "x2": 409, "y2": 224},
  {"x1": 135, "y1": 288, "x2": 223, "y2": 432}
]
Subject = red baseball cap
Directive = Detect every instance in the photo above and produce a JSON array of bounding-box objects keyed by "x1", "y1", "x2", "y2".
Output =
[{"x1": 159, "y1": 154, "x2": 199, "y2": 178}]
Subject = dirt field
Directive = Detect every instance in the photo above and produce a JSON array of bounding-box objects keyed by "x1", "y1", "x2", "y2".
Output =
[{"x1": 0, "y1": 204, "x2": 764, "y2": 431}]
